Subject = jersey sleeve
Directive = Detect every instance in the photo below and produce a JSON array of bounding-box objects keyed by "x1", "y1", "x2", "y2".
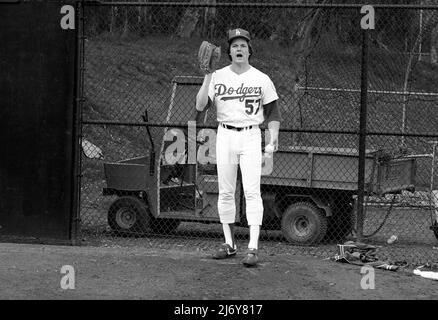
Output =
[
  {"x1": 263, "y1": 100, "x2": 282, "y2": 123},
  {"x1": 262, "y1": 76, "x2": 279, "y2": 105}
]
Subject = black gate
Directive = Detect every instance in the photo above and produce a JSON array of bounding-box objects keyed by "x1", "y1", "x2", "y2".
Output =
[{"x1": 0, "y1": 1, "x2": 80, "y2": 243}]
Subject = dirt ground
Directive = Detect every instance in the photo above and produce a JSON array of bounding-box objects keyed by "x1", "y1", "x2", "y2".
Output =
[{"x1": 0, "y1": 242, "x2": 436, "y2": 301}]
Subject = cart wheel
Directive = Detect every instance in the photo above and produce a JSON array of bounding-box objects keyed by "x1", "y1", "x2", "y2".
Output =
[
  {"x1": 151, "y1": 219, "x2": 181, "y2": 234},
  {"x1": 281, "y1": 202, "x2": 328, "y2": 245},
  {"x1": 108, "y1": 196, "x2": 151, "y2": 234}
]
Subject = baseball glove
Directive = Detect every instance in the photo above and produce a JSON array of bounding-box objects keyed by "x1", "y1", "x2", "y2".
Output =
[{"x1": 198, "y1": 41, "x2": 221, "y2": 74}]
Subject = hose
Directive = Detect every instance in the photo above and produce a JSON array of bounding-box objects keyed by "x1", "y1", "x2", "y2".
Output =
[{"x1": 356, "y1": 193, "x2": 397, "y2": 238}]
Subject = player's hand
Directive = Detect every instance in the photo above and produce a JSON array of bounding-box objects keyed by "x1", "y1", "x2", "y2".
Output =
[
  {"x1": 264, "y1": 144, "x2": 274, "y2": 153},
  {"x1": 264, "y1": 142, "x2": 277, "y2": 158},
  {"x1": 269, "y1": 138, "x2": 279, "y2": 151}
]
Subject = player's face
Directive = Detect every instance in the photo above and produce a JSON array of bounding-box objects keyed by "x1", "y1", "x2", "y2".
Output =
[{"x1": 230, "y1": 38, "x2": 250, "y2": 64}]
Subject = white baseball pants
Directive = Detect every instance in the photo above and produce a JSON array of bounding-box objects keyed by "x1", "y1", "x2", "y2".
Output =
[{"x1": 216, "y1": 124, "x2": 263, "y2": 226}]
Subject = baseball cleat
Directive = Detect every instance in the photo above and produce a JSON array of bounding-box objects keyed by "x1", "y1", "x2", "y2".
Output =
[
  {"x1": 241, "y1": 248, "x2": 258, "y2": 267},
  {"x1": 212, "y1": 243, "x2": 237, "y2": 259}
]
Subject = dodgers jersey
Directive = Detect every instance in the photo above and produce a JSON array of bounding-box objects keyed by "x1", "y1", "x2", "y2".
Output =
[{"x1": 208, "y1": 66, "x2": 279, "y2": 127}]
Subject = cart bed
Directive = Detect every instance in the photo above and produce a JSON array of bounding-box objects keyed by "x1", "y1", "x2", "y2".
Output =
[{"x1": 261, "y1": 146, "x2": 416, "y2": 195}]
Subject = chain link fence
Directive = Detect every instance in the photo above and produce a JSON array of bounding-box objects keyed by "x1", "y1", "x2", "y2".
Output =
[{"x1": 78, "y1": 1, "x2": 438, "y2": 266}]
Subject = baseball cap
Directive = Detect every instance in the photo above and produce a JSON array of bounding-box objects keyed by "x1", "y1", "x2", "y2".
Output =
[{"x1": 228, "y1": 28, "x2": 251, "y2": 43}]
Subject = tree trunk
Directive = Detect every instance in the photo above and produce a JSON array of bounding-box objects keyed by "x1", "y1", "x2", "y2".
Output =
[
  {"x1": 293, "y1": 5, "x2": 325, "y2": 84},
  {"x1": 141, "y1": 6, "x2": 149, "y2": 35},
  {"x1": 204, "y1": 0, "x2": 216, "y2": 38},
  {"x1": 109, "y1": 6, "x2": 116, "y2": 34},
  {"x1": 176, "y1": 0, "x2": 216, "y2": 38},
  {"x1": 431, "y1": 24, "x2": 438, "y2": 66},
  {"x1": 137, "y1": 6, "x2": 141, "y2": 32},
  {"x1": 177, "y1": 7, "x2": 201, "y2": 38},
  {"x1": 122, "y1": 7, "x2": 129, "y2": 38},
  {"x1": 269, "y1": 0, "x2": 305, "y2": 45},
  {"x1": 418, "y1": 3, "x2": 438, "y2": 65}
]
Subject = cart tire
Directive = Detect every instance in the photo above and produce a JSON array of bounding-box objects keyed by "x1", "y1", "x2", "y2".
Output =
[
  {"x1": 108, "y1": 196, "x2": 151, "y2": 234},
  {"x1": 324, "y1": 203, "x2": 355, "y2": 242},
  {"x1": 281, "y1": 202, "x2": 328, "y2": 245},
  {"x1": 151, "y1": 219, "x2": 181, "y2": 234}
]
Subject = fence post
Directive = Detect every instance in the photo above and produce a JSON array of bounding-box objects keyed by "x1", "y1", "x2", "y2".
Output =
[
  {"x1": 71, "y1": 0, "x2": 85, "y2": 245},
  {"x1": 356, "y1": 27, "x2": 370, "y2": 242}
]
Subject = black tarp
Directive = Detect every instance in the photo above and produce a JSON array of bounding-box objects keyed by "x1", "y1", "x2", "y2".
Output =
[{"x1": 0, "y1": 1, "x2": 78, "y2": 242}]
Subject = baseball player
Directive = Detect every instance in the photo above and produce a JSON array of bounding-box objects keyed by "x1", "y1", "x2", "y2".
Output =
[{"x1": 195, "y1": 28, "x2": 282, "y2": 267}]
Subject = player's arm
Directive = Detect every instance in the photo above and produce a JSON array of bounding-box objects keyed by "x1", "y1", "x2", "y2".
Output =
[
  {"x1": 196, "y1": 73, "x2": 213, "y2": 112},
  {"x1": 194, "y1": 98, "x2": 212, "y2": 123},
  {"x1": 263, "y1": 99, "x2": 282, "y2": 150}
]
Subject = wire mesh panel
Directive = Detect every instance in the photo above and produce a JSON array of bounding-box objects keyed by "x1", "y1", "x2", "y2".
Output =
[{"x1": 79, "y1": 1, "x2": 438, "y2": 266}]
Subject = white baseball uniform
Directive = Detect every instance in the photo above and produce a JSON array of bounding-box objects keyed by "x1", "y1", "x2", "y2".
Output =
[{"x1": 208, "y1": 65, "x2": 279, "y2": 226}]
